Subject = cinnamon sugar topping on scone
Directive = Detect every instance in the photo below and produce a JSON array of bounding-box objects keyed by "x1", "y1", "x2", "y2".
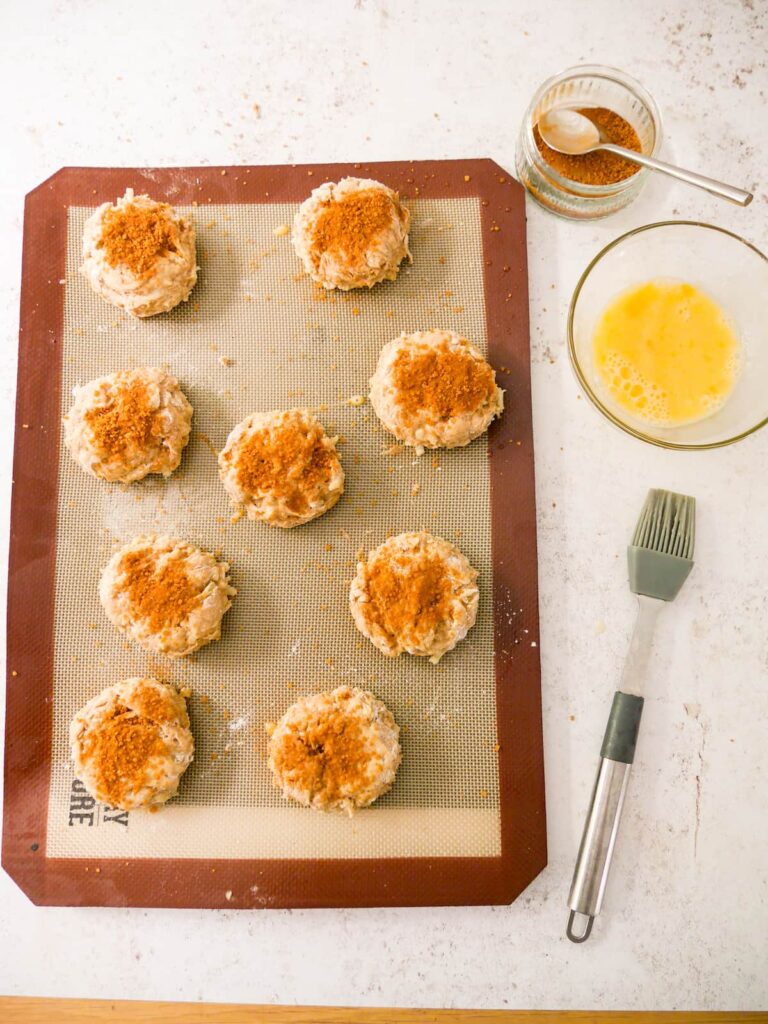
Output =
[
  {"x1": 99, "y1": 535, "x2": 235, "y2": 658},
  {"x1": 266, "y1": 686, "x2": 401, "y2": 815},
  {"x1": 392, "y1": 341, "x2": 497, "y2": 419},
  {"x1": 86, "y1": 377, "x2": 157, "y2": 452},
  {"x1": 118, "y1": 547, "x2": 203, "y2": 634},
  {"x1": 369, "y1": 330, "x2": 503, "y2": 450},
  {"x1": 365, "y1": 547, "x2": 453, "y2": 643},
  {"x1": 98, "y1": 200, "x2": 180, "y2": 279},
  {"x1": 310, "y1": 189, "x2": 396, "y2": 268},
  {"x1": 80, "y1": 189, "x2": 197, "y2": 317},
  {"x1": 218, "y1": 408, "x2": 344, "y2": 528},
  {"x1": 64, "y1": 367, "x2": 192, "y2": 483},
  {"x1": 350, "y1": 531, "x2": 479, "y2": 663},
  {"x1": 292, "y1": 177, "x2": 410, "y2": 290},
  {"x1": 69, "y1": 677, "x2": 194, "y2": 811}
]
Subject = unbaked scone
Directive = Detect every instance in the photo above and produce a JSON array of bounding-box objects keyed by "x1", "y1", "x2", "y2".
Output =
[
  {"x1": 218, "y1": 408, "x2": 344, "y2": 528},
  {"x1": 80, "y1": 188, "x2": 197, "y2": 317},
  {"x1": 99, "y1": 535, "x2": 235, "y2": 658},
  {"x1": 292, "y1": 177, "x2": 410, "y2": 290},
  {"x1": 63, "y1": 367, "x2": 193, "y2": 483},
  {"x1": 369, "y1": 330, "x2": 503, "y2": 450},
  {"x1": 350, "y1": 531, "x2": 479, "y2": 663},
  {"x1": 266, "y1": 685, "x2": 401, "y2": 815},
  {"x1": 69, "y1": 677, "x2": 193, "y2": 811}
]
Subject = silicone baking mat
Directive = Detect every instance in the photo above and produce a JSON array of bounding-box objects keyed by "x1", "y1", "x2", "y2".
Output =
[{"x1": 4, "y1": 160, "x2": 545, "y2": 908}]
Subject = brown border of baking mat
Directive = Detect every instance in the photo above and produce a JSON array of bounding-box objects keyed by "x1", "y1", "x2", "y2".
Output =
[{"x1": 3, "y1": 160, "x2": 545, "y2": 908}]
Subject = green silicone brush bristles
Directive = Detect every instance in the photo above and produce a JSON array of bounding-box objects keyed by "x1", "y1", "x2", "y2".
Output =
[
  {"x1": 628, "y1": 489, "x2": 696, "y2": 601},
  {"x1": 633, "y1": 488, "x2": 696, "y2": 560}
]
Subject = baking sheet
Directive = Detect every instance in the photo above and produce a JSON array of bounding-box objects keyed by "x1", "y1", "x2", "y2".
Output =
[{"x1": 4, "y1": 161, "x2": 545, "y2": 907}]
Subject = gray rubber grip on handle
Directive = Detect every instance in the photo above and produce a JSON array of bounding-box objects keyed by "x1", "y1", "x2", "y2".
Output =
[{"x1": 600, "y1": 691, "x2": 644, "y2": 764}]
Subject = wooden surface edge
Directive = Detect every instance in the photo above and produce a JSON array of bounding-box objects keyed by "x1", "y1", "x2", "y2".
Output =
[{"x1": 0, "y1": 997, "x2": 764, "y2": 1023}]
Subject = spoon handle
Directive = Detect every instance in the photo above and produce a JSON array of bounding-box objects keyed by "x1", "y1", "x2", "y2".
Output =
[{"x1": 600, "y1": 143, "x2": 753, "y2": 206}]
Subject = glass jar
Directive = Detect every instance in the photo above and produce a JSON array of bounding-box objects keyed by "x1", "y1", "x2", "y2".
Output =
[{"x1": 515, "y1": 64, "x2": 663, "y2": 220}]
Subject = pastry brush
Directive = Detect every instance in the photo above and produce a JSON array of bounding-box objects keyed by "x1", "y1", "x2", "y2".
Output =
[{"x1": 566, "y1": 488, "x2": 695, "y2": 943}]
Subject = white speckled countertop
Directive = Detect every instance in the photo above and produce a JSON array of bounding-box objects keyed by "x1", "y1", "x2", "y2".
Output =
[{"x1": 0, "y1": 0, "x2": 766, "y2": 1012}]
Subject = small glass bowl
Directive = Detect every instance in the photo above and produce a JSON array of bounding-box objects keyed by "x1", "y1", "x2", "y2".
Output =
[
  {"x1": 516, "y1": 64, "x2": 662, "y2": 220},
  {"x1": 568, "y1": 221, "x2": 768, "y2": 449}
]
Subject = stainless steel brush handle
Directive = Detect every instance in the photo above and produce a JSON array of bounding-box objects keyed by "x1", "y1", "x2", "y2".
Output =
[
  {"x1": 566, "y1": 691, "x2": 644, "y2": 943},
  {"x1": 567, "y1": 490, "x2": 695, "y2": 943}
]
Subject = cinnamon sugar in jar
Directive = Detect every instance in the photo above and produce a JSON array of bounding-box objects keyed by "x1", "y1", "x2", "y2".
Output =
[{"x1": 516, "y1": 65, "x2": 662, "y2": 220}]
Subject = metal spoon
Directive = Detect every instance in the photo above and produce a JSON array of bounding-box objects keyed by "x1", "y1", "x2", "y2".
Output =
[{"x1": 538, "y1": 109, "x2": 753, "y2": 207}]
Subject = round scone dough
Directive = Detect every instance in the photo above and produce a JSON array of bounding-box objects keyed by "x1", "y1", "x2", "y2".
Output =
[
  {"x1": 99, "y1": 535, "x2": 236, "y2": 658},
  {"x1": 350, "y1": 531, "x2": 479, "y2": 663},
  {"x1": 80, "y1": 188, "x2": 197, "y2": 317},
  {"x1": 266, "y1": 685, "x2": 401, "y2": 816},
  {"x1": 218, "y1": 408, "x2": 344, "y2": 528},
  {"x1": 63, "y1": 367, "x2": 193, "y2": 483},
  {"x1": 369, "y1": 330, "x2": 504, "y2": 450},
  {"x1": 292, "y1": 177, "x2": 410, "y2": 291},
  {"x1": 69, "y1": 677, "x2": 193, "y2": 811}
]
